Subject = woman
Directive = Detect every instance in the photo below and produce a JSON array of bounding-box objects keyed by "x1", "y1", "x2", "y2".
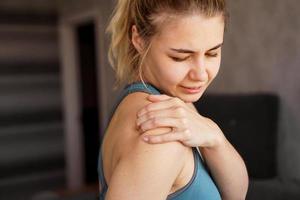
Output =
[{"x1": 98, "y1": 0, "x2": 249, "y2": 199}]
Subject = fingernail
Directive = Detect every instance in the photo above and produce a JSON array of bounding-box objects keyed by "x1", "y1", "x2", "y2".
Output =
[{"x1": 148, "y1": 94, "x2": 157, "y2": 98}]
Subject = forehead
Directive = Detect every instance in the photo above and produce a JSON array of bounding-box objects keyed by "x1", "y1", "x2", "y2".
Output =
[{"x1": 152, "y1": 14, "x2": 224, "y2": 51}]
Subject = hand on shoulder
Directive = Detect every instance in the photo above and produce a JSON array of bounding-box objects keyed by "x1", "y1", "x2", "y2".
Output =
[{"x1": 115, "y1": 92, "x2": 188, "y2": 155}]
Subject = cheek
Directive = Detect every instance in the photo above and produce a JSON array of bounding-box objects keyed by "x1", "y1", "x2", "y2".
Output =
[
  {"x1": 159, "y1": 64, "x2": 188, "y2": 84},
  {"x1": 207, "y1": 60, "x2": 221, "y2": 80},
  {"x1": 149, "y1": 51, "x2": 188, "y2": 86}
]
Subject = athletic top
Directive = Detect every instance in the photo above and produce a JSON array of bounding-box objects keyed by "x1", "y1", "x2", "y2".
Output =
[{"x1": 98, "y1": 81, "x2": 221, "y2": 200}]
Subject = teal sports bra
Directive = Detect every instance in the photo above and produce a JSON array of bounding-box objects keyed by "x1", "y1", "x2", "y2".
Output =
[{"x1": 98, "y1": 82, "x2": 221, "y2": 200}]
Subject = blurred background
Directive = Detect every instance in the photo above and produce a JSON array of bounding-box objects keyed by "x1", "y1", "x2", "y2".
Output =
[{"x1": 0, "y1": 0, "x2": 299, "y2": 199}]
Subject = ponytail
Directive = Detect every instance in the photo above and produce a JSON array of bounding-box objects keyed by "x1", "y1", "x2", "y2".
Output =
[{"x1": 107, "y1": 0, "x2": 138, "y2": 89}]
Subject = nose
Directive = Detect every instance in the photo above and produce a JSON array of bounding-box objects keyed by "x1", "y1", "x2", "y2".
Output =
[{"x1": 189, "y1": 56, "x2": 208, "y2": 81}]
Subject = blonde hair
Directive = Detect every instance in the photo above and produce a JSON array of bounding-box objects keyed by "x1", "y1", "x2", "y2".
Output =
[{"x1": 106, "y1": 0, "x2": 228, "y2": 89}]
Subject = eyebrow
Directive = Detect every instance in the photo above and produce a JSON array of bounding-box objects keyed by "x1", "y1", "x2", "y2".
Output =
[{"x1": 170, "y1": 43, "x2": 223, "y2": 54}]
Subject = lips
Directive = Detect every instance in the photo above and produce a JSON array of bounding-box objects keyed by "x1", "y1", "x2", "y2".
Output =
[
  {"x1": 183, "y1": 86, "x2": 201, "y2": 90},
  {"x1": 182, "y1": 85, "x2": 203, "y2": 89},
  {"x1": 180, "y1": 85, "x2": 204, "y2": 94}
]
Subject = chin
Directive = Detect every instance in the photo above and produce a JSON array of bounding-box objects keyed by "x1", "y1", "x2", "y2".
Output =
[
  {"x1": 166, "y1": 87, "x2": 205, "y2": 103},
  {"x1": 179, "y1": 93, "x2": 204, "y2": 103},
  {"x1": 175, "y1": 85, "x2": 207, "y2": 103}
]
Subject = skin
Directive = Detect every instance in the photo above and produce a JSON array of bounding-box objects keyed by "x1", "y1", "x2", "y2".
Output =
[
  {"x1": 131, "y1": 14, "x2": 249, "y2": 199},
  {"x1": 132, "y1": 14, "x2": 225, "y2": 147},
  {"x1": 133, "y1": 14, "x2": 224, "y2": 104}
]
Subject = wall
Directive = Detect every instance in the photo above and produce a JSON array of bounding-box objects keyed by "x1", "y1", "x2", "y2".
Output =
[
  {"x1": 0, "y1": 1, "x2": 65, "y2": 199},
  {"x1": 0, "y1": 0, "x2": 57, "y2": 13},
  {"x1": 208, "y1": 0, "x2": 300, "y2": 182}
]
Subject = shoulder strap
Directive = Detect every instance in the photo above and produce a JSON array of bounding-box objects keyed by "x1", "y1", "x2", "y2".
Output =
[
  {"x1": 107, "y1": 82, "x2": 161, "y2": 127},
  {"x1": 100, "y1": 81, "x2": 162, "y2": 142},
  {"x1": 123, "y1": 81, "x2": 161, "y2": 96}
]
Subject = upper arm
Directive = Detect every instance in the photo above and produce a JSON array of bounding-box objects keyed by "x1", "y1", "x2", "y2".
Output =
[
  {"x1": 106, "y1": 130, "x2": 187, "y2": 200},
  {"x1": 105, "y1": 92, "x2": 187, "y2": 200}
]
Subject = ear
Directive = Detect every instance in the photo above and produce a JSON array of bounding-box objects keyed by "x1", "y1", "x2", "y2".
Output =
[{"x1": 131, "y1": 25, "x2": 144, "y2": 53}]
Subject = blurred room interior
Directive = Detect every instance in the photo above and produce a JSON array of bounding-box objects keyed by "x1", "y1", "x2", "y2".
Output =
[{"x1": 0, "y1": 0, "x2": 300, "y2": 199}]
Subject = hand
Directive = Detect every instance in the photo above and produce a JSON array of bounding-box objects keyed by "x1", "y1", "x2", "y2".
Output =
[{"x1": 136, "y1": 94, "x2": 224, "y2": 148}]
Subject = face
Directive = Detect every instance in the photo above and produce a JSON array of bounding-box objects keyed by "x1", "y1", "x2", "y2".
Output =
[{"x1": 136, "y1": 14, "x2": 224, "y2": 103}]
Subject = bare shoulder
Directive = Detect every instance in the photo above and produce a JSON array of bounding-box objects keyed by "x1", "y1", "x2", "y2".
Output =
[
  {"x1": 106, "y1": 92, "x2": 189, "y2": 199},
  {"x1": 112, "y1": 92, "x2": 188, "y2": 157}
]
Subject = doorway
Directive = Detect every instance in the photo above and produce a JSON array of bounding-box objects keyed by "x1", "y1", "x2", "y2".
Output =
[{"x1": 76, "y1": 21, "x2": 100, "y2": 183}]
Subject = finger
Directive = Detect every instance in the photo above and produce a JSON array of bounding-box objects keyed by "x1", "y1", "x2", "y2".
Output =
[
  {"x1": 137, "y1": 97, "x2": 183, "y2": 117},
  {"x1": 136, "y1": 108, "x2": 181, "y2": 126},
  {"x1": 138, "y1": 117, "x2": 185, "y2": 132},
  {"x1": 147, "y1": 94, "x2": 172, "y2": 102},
  {"x1": 142, "y1": 131, "x2": 184, "y2": 144},
  {"x1": 137, "y1": 101, "x2": 173, "y2": 117}
]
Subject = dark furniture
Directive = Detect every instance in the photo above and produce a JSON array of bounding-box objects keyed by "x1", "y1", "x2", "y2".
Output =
[{"x1": 194, "y1": 93, "x2": 300, "y2": 200}]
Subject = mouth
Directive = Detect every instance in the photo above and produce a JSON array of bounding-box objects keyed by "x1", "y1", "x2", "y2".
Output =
[
  {"x1": 183, "y1": 86, "x2": 202, "y2": 89},
  {"x1": 181, "y1": 85, "x2": 204, "y2": 94}
]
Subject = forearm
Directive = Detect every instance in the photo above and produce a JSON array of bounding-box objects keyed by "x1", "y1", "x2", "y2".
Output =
[{"x1": 200, "y1": 135, "x2": 249, "y2": 200}]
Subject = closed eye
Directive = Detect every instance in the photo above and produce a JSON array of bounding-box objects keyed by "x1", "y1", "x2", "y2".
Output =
[
  {"x1": 205, "y1": 53, "x2": 218, "y2": 57},
  {"x1": 170, "y1": 56, "x2": 190, "y2": 62}
]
